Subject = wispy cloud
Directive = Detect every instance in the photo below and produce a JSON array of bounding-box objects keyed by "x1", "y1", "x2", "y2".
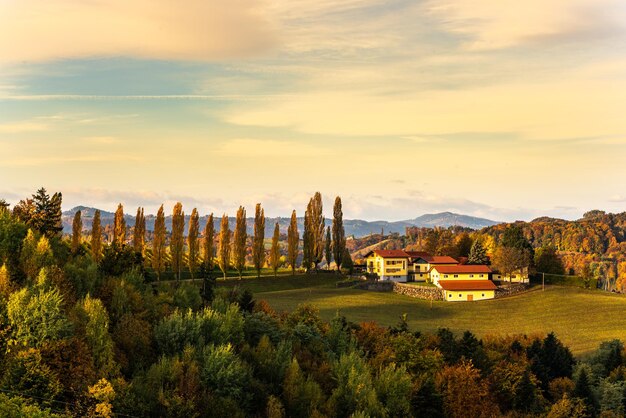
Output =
[
  {"x1": 0, "y1": 121, "x2": 49, "y2": 134},
  {"x1": 215, "y1": 138, "x2": 330, "y2": 158}
]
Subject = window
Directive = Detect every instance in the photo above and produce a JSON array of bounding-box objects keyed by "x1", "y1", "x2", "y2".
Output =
[
  {"x1": 420, "y1": 274, "x2": 423, "y2": 277},
  {"x1": 479, "y1": 274, "x2": 484, "y2": 278},
  {"x1": 482, "y1": 293, "x2": 485, "y2": 297},
  {"x1": 449, "y1": 294, "x2": 452, "y2": 298},
  {"x1": 469, "y1": 274, "x2": 474, "y2": 278},
  {"x1": 444, "y1": 274, "x2": 448, "y2": 278},
  {"x1": 453, "y1": 274, "x2": 459, "y2": 278},
  {"x1": 459, "y1": 294, "x2": 462, "y2": 297}
]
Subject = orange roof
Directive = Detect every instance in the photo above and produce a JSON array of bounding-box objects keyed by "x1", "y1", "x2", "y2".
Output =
[
  {"x1": 365, "y1": 249, "x2": 409, "y2": 258},
  {"x1": 439, "y1": 280, "x2": 497, "y2": 290},
  {"x1": 433, "y1": 265, "x2": 492, "y2": 274},
  {"x1": 405, "y1": 251, "x2": 431, "y2": 258},
  {"x1": 424, "y1": 255, "x2": 459, "y2": 264}
]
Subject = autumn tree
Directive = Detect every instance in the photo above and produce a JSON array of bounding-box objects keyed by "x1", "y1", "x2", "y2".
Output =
[
  {"x1": 71, "y1": 210, "x2": 82, "y2": 254},
  {"x1": 492, "y1": 246, "x2": 530, "y2": 286},
  {"x1": 0, "y1": 263, "x2": 12, "y2": 299},
  {"x1": 233, "y1": 206, "x2": 247, "y2": 279},
  {"x1": 455, "y1": 232, "x2": 473, "y2": 258},
  {"x1": 91, "y1": 210, "x2": 103, "y2": 263},
  {"x1": 252, "y1": 203, "x2": 266, "y2": 278},
  {"x1": 170, "y1": 202, "x2": 185, "y2": 280},
  {"x1": 203, "y1": 214, "x2": 215, "y2": 273},
  {"x1": 188, "y1": 208, "x2": 199, "y2": 280},
  {"x1": 132, "y1": 207, "x2": 145, "y2": 255},
  {"x1": 218, "y1": 214, "x2": 231, "y2": 279},
  {"x1": 468, "y1": 239, "x2": 489, "y2": 265},
  {"x1": 332, "y1": 196, "x2": 346, "y2": 271},
  {"x1": 20, "y1": 230, "x2": 53, "y2": 280},
  {"x1": 113, "y1": 203, "x2": 126, "y2": 248},
  {"x1": 287, "y1": 210, "x2": 299, "y2": 275},
  {"x1": 325, "y1": 226, "x2": 332, "y2": 269},
  {"x1": 304, "y1": 192, "x2": 324, "y2": 271},
  {"x1": 152, "y1": 205, "x2": 167, "y2": 280},
  {"x1": 269, "y1": 222, "x2": 281, "y2": 277}
]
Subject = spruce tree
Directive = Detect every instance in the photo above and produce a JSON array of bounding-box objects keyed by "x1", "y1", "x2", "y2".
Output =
[
  {"x1": 71, "y1": 210, "x2": 82, "y2": 254},
  {"x1": 468, "y1": 239, "x2": 489, "y2": 265},
  {"x1": 91, "y1": 210, "x2": 103, "y2": 263},
  {"x1": 252, "y1": 203, "x2": 266, "y2": 278},
  {"x1": 132, "y1": 207, "x2": 145, "y2": 254},
  {"x1": 218, "y1": 214, "x2": 231, "y2": 279},
  {"x1": 233, "y1": 206, "x2": 247, "y2": 279},
  {"x1": 332, "y1": 196, "x2": 346, "y2": 271},
  {"x1": 113, "y1": 203, "x2": 126, "y2": 248},
  {"x1": 287, "y1": 210, "x2": 299, "y2": 275},
  {"x1": 152, "y1": 205, "x2": 167, "y2": 281},
  {"x1": 170, "y1": 203, "x2": 185, "y2": 280},
  {"x1": 188, "y1": 208, "x2": 200, "y2": 280},
  {"x1": 203, "y1": 214, "x2": 215, "y2": 273},
  {"x1": 325, "y1": 226, "x2": 332, "y2": 269},
  {"x1": 31, "y1": 188, "x2": 63, "y2": 237},
  {"x1": 269, "y1": 222, "x2": 281, "y2": 277}
]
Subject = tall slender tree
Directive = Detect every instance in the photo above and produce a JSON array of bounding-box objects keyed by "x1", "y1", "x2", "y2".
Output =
[
  {"x1": 252, "y1": 203, "x2": 266, "y2": 278},
  {"x1": 71, "y1": 210, "x2": 82, "y2": 254},
  {"x1": 170, "y1": 203, "x2": 185, "y2": 280},
  {"x1": 332, "y1": 196, "x2": 346, "y2": 271},
  {"x1": 188, "y1": 208, "x2": 200, "y2": 281},
  {"x1": 203, "y1": 214, "x2": 215, "y2": 273},
  {"x1": 113, "y1": 203, "x2": 126, "y2": 248},
  {"x1": 305, "y1": 192, "x2": 325, "y2": 271},
  {"x1": 152, "y1": 205, "x2": 167, "y2": 281},
  {"x1": 269, "y1": 222, "x2": 281, "y2": 277},
  {"x1": 91, "y1": 210, "x2": 102, "y2": 263},
  {"x1": 303, "y1": 210, "x2": 312, "y2": 271},
  {"x1": 325, "y1": 226, "x2": 332, "y2": 270},
  {"x1": 287, "y1": 210, "x2": 299, "y2": 275},
  {"x1": 218, "y1": 214, "x2": 231, "y2": 279},
  {"x1": 133, "y1": 207, "x2": 145, "y2": 255},
  {"x1": 233, "y1": 206, "x2": 247, "y2": 279}
]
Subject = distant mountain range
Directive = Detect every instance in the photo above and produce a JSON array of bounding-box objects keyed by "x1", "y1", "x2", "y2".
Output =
[{"x1": 62, "y1": 206, "x2": 500, "y2": 238}]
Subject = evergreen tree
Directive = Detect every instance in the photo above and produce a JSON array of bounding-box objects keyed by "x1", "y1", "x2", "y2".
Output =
[
  {"x1": 270, "y1": 222, "x2": 281, "y2": 277},
  {"x1": 71, "y1": 210, "x2": 82, "y2": 254},
  {"x1": 572, "y1": 367, "x2": 598, "y2": 414},
  {"x1": 233, "y1": 206, "x2": 247, "y2": 279},
  {"x1": 287, "y1": 210, "x2": 299, "y2": 275},
  {"x1": 188, "y1": 208, "x2": 200, "y2": 280},
  {"x1": 91, "y1": 210, "x2": 103, "y2": 263},
  {"x1": 132, "y1": 207, "x2": 145, "y2": 255},
  {"x1": 152, "y1": 205, "x2": 167, "y2": 280},
  {"x1": 218, "y1": 214, "x2": 231, "y2": 279},
  {"x1": 252, "y1": 203, "x2": 266, "y2": 278},
  {"x1": 203, "y1": 213, "x2": 215, "y2": 273},
  {"x1": 113, "y1": 203, "x2": 126, "y2": 248},
  {"x1": 170, "y1": 202, "x2": 185, "y2": 280},
  {"x1": 31, "y1": 188, "x2": 63, "y2": 237},
  {"x1": 325, "y1": 226, "x2": 332, "y2": 269},
  {"x1": 468, "y1": 239, "x2": 489, "y2": 265},
  {"x1": 332, "y1": 196, "x2": 346, "y2": 271}
]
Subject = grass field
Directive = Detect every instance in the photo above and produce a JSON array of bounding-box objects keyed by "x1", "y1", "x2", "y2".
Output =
[{"x1": 233, "y1": 277, "x2": 626, "y2": 355}]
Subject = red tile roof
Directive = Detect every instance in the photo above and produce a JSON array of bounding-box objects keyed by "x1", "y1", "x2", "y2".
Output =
[
  {"x1": 424, "y1": 255, "x2": 459, "y2": 264},
  {"x1": 433, "y1": 265, "x2": 492, "y2": 274},
  {"x1": 405, "y1": 251, "x2": 431, "y2": 258},
  {"x1": 365, "y1": 250, "x2": 409, "y2": 258},
  {"x1": 438, "y1": 280, "x2": 497, "y2": 290}
]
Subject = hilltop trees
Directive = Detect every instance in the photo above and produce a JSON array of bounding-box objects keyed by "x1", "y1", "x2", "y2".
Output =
[
  {"x1": 71, "y1": 210, "x2": 82, "y2": 254},
  {"x1": 152, "y1": 205, "x2": 166, "y2": 280},
  {"x1": 252, "y1": 203, "x2": 266, "y2": 278},
  {"x1": 233, "y1": 206, "x2": 247, "y2": 279},
  {"x1": 188, "y1": 208, "x2": 200, "y2": 280},
  {"x1": 303, "y1": 192, "x2": 325, "y2": 271},
  {"x1": 218, "y1": 214, "x2": 231, "y2": 279},
  {"x1": 203, "y1": 214, "x2": 215, "y2": 273},
  {"x1": 332, "y1": 196, "x2": 346, "y2": 271},
  {"x1": 287, "y1": 210, "x2": 299, "y2": 275},
  {"x1": 32, "y1": 188, "x2": 63, "y2": 237},
  {"x1": 132, "y1": 207, "x2": 145, "y2": 255},
  {"x1": 91, "y1": 210, "x2": 102, "y2": 263},
  {"x1": 170, "y1": 203, "x2": 185, "y2": 280},
  {"x1": 270, "y1": 223, "x2": 281, "y2": 277}
]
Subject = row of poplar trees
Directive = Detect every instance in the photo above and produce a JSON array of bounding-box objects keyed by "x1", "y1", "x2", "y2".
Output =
[{"x1": 72, "y1": 192, "x2": 348, "y2": 281}]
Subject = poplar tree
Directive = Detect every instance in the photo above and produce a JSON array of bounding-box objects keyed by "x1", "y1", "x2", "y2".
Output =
[
  {"x1": 71, "y1": 210, "x2": 82, "y2": 254},
  {"x1": 287, "y1": 210, "x2": 299, "y2": 275},
  {"x1": 152, "y1": 205, "x2": 166, "y2": 280},
  {"x1": 269, "y1": 222, "x2": 281, "y2": 277},
  {"x1": 113, "y1": 203, "x2": 126, "y2": 248},
  {"x1": 203, "y1": 214, "x2": 215, "y2": 273},
  {"x1": 233, "y1": 206, "x2": 247, "y2": 279},
  {"x1": 133, "y1": 207, "x2": 145, "y2": 255},
  {"x1": 252, "y1": 203, "x2": 266, "y2": 278},
  {"x1": 303, "y1": 210, "x2": 312, "y2": 271},
  {"x1": 170, "y1": 203, "x2": 185, "y2": 280},
  {"x1": 218, "y1": 214, "x2": 231, "y2": 279},
  {"x1": 91, "y1": 210, "x2": 102, "y2": 263},
  {"x1": 332, "y1": 196, "x2": 346, "y2": 271},
  {"x1": 325, "y1": 226, "x2": 332, "y2": 270},
  {"x1": 305, "y1": 192, "x2": 325, "y2": 271},
  {"x1": 188, "y1": 208, "x2": 200, "y2": 280}
]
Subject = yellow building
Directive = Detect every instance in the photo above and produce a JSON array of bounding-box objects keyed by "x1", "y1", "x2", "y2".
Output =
[
  {"x1": 431, "y1": 265, "x2": 496, "y2": 301},
  {"x1": 406, "y1": 253, "x2": 458, "y2": 281},
  {"x1": 364, "y1": 250, "x2": 409, "y2": 282},
  {"x1": 492, "y1": 267, "x2": 529, "y2": 284}
]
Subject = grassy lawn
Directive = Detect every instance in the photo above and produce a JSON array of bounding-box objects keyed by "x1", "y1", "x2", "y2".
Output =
[
  {"x1": 215, "y1": 273, "x2": 340, "y2": 294},
  {"x1": 252, "y1": 282, "x2": 626, "y2": 355}
]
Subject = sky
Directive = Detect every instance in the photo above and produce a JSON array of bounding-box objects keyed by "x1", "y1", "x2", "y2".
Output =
[{"x1": 1, "y1": 0, "x2": 626, "y2": 222}]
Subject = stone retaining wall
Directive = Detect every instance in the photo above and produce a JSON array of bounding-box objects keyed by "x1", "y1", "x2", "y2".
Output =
[
  {"x1": 495, "y1": 283, "x2": 529, "y2": 298},
  {"x1": 392, "y1": 282, "x2": 445, "y2": 300}
]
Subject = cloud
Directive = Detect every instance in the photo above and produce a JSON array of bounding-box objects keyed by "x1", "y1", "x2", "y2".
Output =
[
  {"x1": 215, "y1": 138, "x2": 330, "y2": 158},
  {"x1": 0, "y1": 0, "x2": 277, "y2": 63},
  {"x1": 609, "y1": 194, "x2": 626, "y2": 202},
  {"x1": 0, "y1": 122, "x2": 49, "y2": 134}
]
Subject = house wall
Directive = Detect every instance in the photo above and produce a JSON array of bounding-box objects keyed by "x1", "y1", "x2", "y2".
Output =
[
  {"x1": 366, "y1": 255, "x2": 408, "y2": 281},
  {"x1": 431, "y1": 271, "x2": 489, "y2": 285},
  {"x1": 444, "y1": 290, "x2": 495, "y2": 302}
]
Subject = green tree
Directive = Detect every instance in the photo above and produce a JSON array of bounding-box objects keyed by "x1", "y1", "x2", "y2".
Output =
[
  {"x1": 535, "y1": 246, "x2": 564, "y2": 275},
  {"x1": 79, "y1": 295, "x2": 116, "y2": 377},
  {"x1": 71, "y1": 210, "x2": 82, "y2": 254},
  {"x1": 455, "y1": 232, "x2": 473, "y2": 258},
  {"x1": 287, "y1": 210, "x2": 299, "y2": 275},
  {"x1": 252, "y1": 203, "x2": 265, "y2": 278},
  {"x1": 91, "y1": 209, "x2": 103, "y2": 263},
  {"x1": 269, "y1": 222, "x2": 281, "y2": 277},
  {"x1": 31, "y1": 188, "x2": 63, "y2": 238},
  {"x1": 203, "y1": 213, "x2": 215, "y2": 273},
  {"x1": 233, "y1": 206, "x2": 247, "y2": 279},
  {"x1": 572, "y1": 367, "x2": 598, "y2": 414},
  {"x1": 329, "y1": 352, "x2": 383, "y2": 417},
  {"x1": 304, "y1": 192, "x2": 324, "y2": 271},
  {"x1": 20, "y1": 230, "x2": 53, "y2": 280},
  {"x1": 170, "y1": 202, "x2": 185, "y2": 280},
  {"x1": 342, "y1": 248, "x2": 354, "y2": 274},
  {"x1": 332, "y1": 196, "x2": 346, "y2": 271},
  {"x1": 152, "y1": 205, "x2": 167, "y2": 280},
  {"x1": 132, "y1": 207, "x2": 145, "y2": 255},
  {"x1": 218, "y1": 214, "x2": 231, "y2": 279},
  {"x1": 187, "y1": 208, "x2": 200, "y2": 280},
  {"x1": 283, "y1": 358, "x2": 323, "y2": 417},
  {"x1": 375, "y1": 363, "x2": 412, "y2": 417},
  {"x1": 325, "y1": 226, "x2": 332, "y2": 269},
  {"x1": 113, "y1": 203, "x2": 126, "y2": 248},
  {"x1": 0, "y1": 263, "x2": 12, "y2": 299},
  {"x1": 467, "y1": 239, "x2": 489, "y2": 265}
]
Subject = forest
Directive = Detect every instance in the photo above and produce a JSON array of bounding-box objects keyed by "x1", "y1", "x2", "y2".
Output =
[{"x1": 0, "y1": 189, "x2": 625, "y2": 417}]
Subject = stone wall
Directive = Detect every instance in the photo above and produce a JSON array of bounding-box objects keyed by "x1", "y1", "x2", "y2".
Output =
[
  {"x1": 495, "y1": 283, "x2": 529, "y2": 298},
  {"x1": 392, "y1": 282, "x2": 445, "y2": 301}
]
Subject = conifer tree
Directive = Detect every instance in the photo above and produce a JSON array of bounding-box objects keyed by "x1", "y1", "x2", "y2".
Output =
[
  {"x1": 132, "y1": 207, "x2": 145, "y2": 254},
  {"x1": 325, "y1": 226, "x2": 332, "y2": 269},
  {"x1": 270, "y1": 222, "x2": 281, "y2": 277},
  {"x1": 287, "y1": 210, "x2": 299, "y2": 275},
  {"x1": 152, "y1": 205, "x2": 167, "y2": 280},
  {"x1": 170, "y1": 203, "x2": 185, "y2": 280},
  {"x1": 91, "y1": 210, "x2": 103, "y2": 263},
  {"x1": 31, "y1": 188, "x2": 63, "y2": 237},
  {"x1": 252, "y1": 203, "x2": 266, "y2": 278},
  {"x1": 188, "y1": 208, "x2": 200, "y2": 280},
  {"x1": 203, "y1": 214, "x2": 215, "y2": 273},
  {"x1": 468, "y1": 239, "x2": 489, "y2": 265},
  {"x1": 71, "y1": 210, "x2": 82, "y2": 254},
  {"x1": 113, "y1": 203, "x2": 126, "y2": 248},
  {"x1": 218, "y1": 214, "x2": 231, "y2": 279},
  {"x1": 332, "y1": 196, "x2": 346, "y2": 271},
  {"x1": 233, "y1": 206, "x2": 247, "y2": 279}
]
